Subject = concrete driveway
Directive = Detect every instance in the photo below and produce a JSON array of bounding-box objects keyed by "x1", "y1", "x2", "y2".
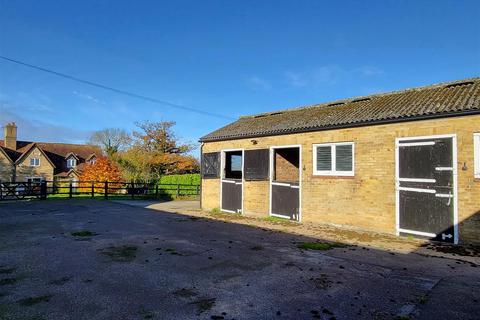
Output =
[{"x1": 0, "y1": 200, "x2": 479, "y2": 320}]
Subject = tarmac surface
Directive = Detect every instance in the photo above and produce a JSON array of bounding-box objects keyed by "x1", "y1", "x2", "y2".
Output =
[{"x1": 0, "y1": 199, "x2": 479, "y2": 320}]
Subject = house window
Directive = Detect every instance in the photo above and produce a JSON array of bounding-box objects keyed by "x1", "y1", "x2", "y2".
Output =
[
  {"x1": 313, "y1": 142, "x2": 354, "y2": 176},
  {"x1": 26, "y1": 177, "x2": 43, "y2": 183},
  {"x1": 30, "y1": 157, "x2": 40, "y2": 167},
  {"x1": 67, "y1": 158, "x2": 77, "y2": 168},
  {"x1": 474, "y1": 133, "x2": 480, "y2": 178}
]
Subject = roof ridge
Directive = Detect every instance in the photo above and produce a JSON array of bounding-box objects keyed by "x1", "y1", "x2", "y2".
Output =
[
  {"x1": 0, "y1": 139, "x2": 94, "y2": 147},
  {"x1": 35, "y1": 141, "x2": 93, "y2": 147},
  {"x1": 241, "y1": 77, "x2": 480, "y2": 119}
]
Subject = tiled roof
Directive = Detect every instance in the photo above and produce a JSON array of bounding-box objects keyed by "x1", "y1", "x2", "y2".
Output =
[
  {"x1": 200, "y1": 78, "x2": 480, "y2": 142},
  {"x1": 36, "y1": 143, "x2": 100, "y2": 176},
  {"x1": 0, "y1": 146, "x2": 21, "y2": 162},
  {"x1": 0, "y1": 140, "x2": 101, "y2": 176}
]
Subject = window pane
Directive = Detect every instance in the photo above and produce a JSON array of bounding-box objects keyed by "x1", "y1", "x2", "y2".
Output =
[
  {"x1": 230, "y1": 155, "x2": 242, "y2": 171},
  {"x1": 336, "y1": 144, "x2": 353, "y2": 171},
  {"x1": 316, "y1": 146, "x2": 332, "y2": 171}
]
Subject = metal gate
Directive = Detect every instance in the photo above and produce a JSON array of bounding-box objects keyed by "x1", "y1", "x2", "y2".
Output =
[
  {"x1": 270, "y1": 146, "x2": 301, "y2": 221},
  {"x1": 396, "y1": 135, "x2": 457, "y2": 243}
]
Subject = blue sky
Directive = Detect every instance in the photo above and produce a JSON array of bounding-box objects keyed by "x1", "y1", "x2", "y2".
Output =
[{"x1": 0, "y1": 0, "x2": 479, "y2": 147}]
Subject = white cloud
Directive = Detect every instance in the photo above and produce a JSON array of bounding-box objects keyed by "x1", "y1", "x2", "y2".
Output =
[
  {"x1": 284, "y1": 65, "x2": 385, "y2": 89},
  {"x1": 0, "y1": 95, "x2": 91, "y2": 143},
  {"x1": 0, "y1": 107, "x2": 91, "y2": 144},
  {"x1": 72, "y1": 91, "x2": 105, "y2": 104},
  {"x1": 284, "y1": 71, "x2": 309, "y2": 88},
  {"x1": 246, "y1": 76, "x2": 271, "y2": 91},
  {"x1": 26, "y1": 104, "x2": 54, "y2": 112},
  {"x1": 354, "y1": 66, "x2": 384, "y2": 77},
  {"x1": 312, "y1": 65, "x2": 347, "y2": 85}
]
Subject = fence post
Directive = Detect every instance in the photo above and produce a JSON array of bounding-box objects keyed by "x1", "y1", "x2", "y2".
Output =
[
  {"x1": 177, "y1": 184, "x2": 180, "y2": 197},
  {"x1": 40, "y1": 181, "x2": 47, "y2": 200},
  {"x1": 104, "y1": 181, "x2": 108, "y2": 199},
  {"x1": 155, "y1": 185, "x2": 159, "y2": 199},
  {"x1": 131, "y1": 181, "x2": 135, "y2": 199},
  {"x1": 196, "y1": 185, "x2": 200, "y2": 196},
  {"x1": 69, "y1": 181, "x2": 73, "y2": 199},
  {"x1": 91, "y1": 181, "x2": 94, "y2": 198}
]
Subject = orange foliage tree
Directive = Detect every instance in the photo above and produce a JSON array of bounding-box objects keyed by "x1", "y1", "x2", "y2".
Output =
[
  {"x1": 79, "y1": 156, "x2": 123, "y2": 192},
  {"x1": 115, "y1": 121, "x2": 199, "y2": 182}
]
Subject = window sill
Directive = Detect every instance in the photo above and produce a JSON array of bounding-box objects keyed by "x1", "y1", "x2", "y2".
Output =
[{"x1": 311, "y1": 175, "x2": 355, "y2": 179}]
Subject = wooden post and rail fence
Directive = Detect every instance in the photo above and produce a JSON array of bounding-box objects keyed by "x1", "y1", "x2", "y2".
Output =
[{"x1": 0, "y1": 180, "x2": 200, "y2": 201}]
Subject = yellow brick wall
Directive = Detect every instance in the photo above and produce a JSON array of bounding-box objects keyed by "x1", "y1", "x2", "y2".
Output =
[
  {"x1": 202, "y1": 178, "x2": 221, "y2": 210},
  {"x1": 243, "y1": 180, "x2": 270, "y2": 217},
  {"x1": 0, "y1": 152, "x2": 14, "y2": 182},
  {"x1": 202, "y1": 115, "x2": 480, "y2": 244},
  {"x1": 16, "y1": 147, "x2": 54, "y2": 182}
]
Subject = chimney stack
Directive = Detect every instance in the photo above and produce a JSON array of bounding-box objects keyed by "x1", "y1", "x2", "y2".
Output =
[{"x1": 4, "y1": 122, "x2": 17, "y2": 150}]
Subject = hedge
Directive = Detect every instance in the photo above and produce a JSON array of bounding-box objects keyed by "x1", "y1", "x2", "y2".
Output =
[
  {"x1": 157, "y1": 173, "x2": 200, "y2": 185},
  {"x1": 156, "y1": 174, "x2": 200, "y2": 197}
]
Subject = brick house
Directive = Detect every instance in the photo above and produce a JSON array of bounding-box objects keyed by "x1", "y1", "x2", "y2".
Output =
[
  {"x1": 0, "y1": 123, "x2": 102, "y2": 183},
  {"x1": 199, "y1": 78, "x2": 480, "y2": 245}
]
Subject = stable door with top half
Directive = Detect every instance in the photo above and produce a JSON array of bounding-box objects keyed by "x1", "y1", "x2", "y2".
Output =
[
  {"x1": 397, "y1": 136, "x2": 456, "y2": 243},
  {"x1": 270, "y1": 146, "x2": 301, "y2": 221},
  {"x1": 221, "y1": 150, "x2": 243, "y2": 213}
]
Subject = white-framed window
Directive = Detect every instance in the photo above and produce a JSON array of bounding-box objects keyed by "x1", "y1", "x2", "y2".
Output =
[
  {"x1": 29, "y1": 157, "x2": 40, "y2": 167},
  {"x1": 474, "y1": 133, "x2": 480, "y2": 178},
  {"x1": 26, "y1": 177, "x2": 43, "y2": 183},
  {"x1": 313, "y1": 142, "x2": 355, "y2": 176},
  {"x1": 67, "y1": 158, "x2": 77, "y2": 168}
]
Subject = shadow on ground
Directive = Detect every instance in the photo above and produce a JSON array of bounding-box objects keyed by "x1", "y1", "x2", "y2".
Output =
[{"x1": 0, "y1": 199, "x2": 479, "y2": 320}]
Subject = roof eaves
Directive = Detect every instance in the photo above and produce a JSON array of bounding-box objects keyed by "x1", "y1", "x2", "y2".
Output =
[
  {"x1": 65, "y1": 152, "x2": 80, "y2": 160},
  {"x1": 199, "y1": 109, "x2": 480, "y2": 142},
  {"x1": 0, "y1": 147, "x2": 14, "y2": 164},
  {"x1": 85, "y1": 153, "x2": 97, "y2": 161}
]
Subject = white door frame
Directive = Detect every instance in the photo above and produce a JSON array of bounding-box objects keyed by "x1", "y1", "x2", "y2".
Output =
[
  {"x1": 269, "y1": 144, "x2": 302, "y2": 222},
  {"x1": 395, "y1": 134, "x2": 458, "y2": 244},
  {"x1": 220, "y1": 148, "x2": 244, "y2": 214}
]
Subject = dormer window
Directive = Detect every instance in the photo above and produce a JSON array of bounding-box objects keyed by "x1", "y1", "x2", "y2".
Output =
[
  {"x1": 67, "y1": 158, "x2": 77, "y2": 168},
  {"x1": 87, "y1": 155, "x2": 96, "y2": 164},
  {"x1": 30, "y1": 157, "x2": 40, "y2": 167}
]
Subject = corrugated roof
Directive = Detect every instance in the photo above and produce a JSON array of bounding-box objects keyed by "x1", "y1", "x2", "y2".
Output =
[{"x1": 200, "y1": 78, "x2": 480, "y2": 142}]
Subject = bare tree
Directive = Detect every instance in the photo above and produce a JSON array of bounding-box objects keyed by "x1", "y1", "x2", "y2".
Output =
[{"x1": 88, "y1": 128, "x2": 131, "y2": 157}]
